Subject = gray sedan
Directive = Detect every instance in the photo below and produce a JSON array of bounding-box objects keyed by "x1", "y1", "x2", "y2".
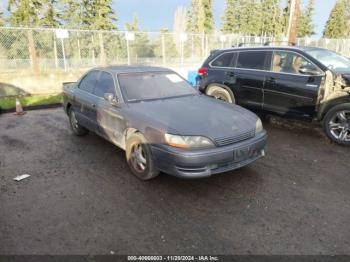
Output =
[{"x1": 63, "y1": 66, "x2": 267, "y2": 180}]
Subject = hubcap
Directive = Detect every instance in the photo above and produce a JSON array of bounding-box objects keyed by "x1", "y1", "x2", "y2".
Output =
[
  {"x1": 70, "y1": 111, "x2": 79, "y2": 130},
  {"x1": 329, "y1": 110, "x2": 350, "y2": 142},
  {"x1": 130, "y1": 144, "x2": 147, "y2": 172},
  {"x1": 212, "y1": 90, "x2": 233, "y2": 103}
]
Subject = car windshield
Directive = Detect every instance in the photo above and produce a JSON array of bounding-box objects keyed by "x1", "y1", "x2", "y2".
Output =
[
  {"x1": 118, "y1": 72, "x2": 197, "y2": 101},
  {"x1": 305, "y1": 49, "x2": 350, "y2": 74}
]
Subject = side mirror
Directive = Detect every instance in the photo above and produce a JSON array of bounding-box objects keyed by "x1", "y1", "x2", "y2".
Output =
[
  {"x1": 299, "y1": 65, "x2": 320, "y2": 76},
  {"x1": 104, "y1": 93, "x2": 118, "y2": 106}
]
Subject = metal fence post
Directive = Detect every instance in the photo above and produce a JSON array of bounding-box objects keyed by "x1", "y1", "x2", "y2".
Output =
[
  {"x1": 61, "y1": 38, "x2": 67, "y2": 71},
  {"x1": 99, "y1": 32, "x2": 105, "y2": 65},
  {"x1": 53, "y1": 37, "x2": 58, "y2": 69},
  {"x1": 126, "y1": 39, "x2": 130, "y2": 65},
  {"x1": 91, "y1": 35, "x2": 95, "y2": 65},
  {"x1": 161, "y1": 34, "x2": 166, "y2": 65},
  {"x1": 77, "y1": 35, "x2": 81, "y2": 63}
]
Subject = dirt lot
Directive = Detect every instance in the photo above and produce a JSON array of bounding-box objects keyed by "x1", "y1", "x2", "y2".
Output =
[{"x1": 0, "y1": 108, "x2": 349, "y2": 255}]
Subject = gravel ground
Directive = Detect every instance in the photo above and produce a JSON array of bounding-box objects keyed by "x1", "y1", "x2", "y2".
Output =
[{"x1": 0, "y1": 108, "x2": 349, "y2": 255}]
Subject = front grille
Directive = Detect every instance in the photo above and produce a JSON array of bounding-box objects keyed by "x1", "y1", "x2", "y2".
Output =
[{"x1": 214, "y1": 130, "x2": 255, "y2": 146}]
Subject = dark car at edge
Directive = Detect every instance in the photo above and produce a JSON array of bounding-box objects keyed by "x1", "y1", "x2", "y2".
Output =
[
  {"x1": 198, "y1": 46, "x2": 350, "y2": 145},
  {"x1": 63, "y1": 66, "x2": 267, "y2": 180}
]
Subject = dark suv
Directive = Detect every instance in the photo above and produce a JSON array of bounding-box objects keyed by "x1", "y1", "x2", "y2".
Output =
[{"x1": 198, "y1": 46, "x2": 350, "y2": 145}]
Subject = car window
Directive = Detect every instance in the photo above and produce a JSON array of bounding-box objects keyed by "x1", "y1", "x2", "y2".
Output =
[
  {"x1": 118, "y1": 72, "x2": 197, "y2": 102},
  {"x1": 94, "y1": 72, "x2": 115, "y2": 98},
  {"x1": 236, "y1": 51, "x2": 267, "y2": 70},
  {"x1": 271, "y1": 51, "x2": 320, "y2": 75},
  {"x1": 305, "y1": 49, "x2": 350, "y2": 74},
  {"x1": 211, "y1": 52, "x2": 235, "y2": 67},
  {"x1": 79, "y1": 71, "x2": 99, "y2": 93}
]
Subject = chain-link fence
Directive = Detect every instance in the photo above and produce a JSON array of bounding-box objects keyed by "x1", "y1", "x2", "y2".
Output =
[
  {"x1": 1, "y1": 27, "x2": 350, "y2": 72},
  {"x1": 0, "y1": 27, "x2": 350, "y2": 95}
]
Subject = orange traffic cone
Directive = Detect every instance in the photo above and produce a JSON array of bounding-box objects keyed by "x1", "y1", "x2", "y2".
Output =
[{"x1": 14, "y1": 97, "x2": 26, "y2": 116}]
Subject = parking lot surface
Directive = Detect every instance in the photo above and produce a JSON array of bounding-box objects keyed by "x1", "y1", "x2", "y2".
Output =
[{"x1": 1, "y1": 108, "x2": 350, "y2": 255}]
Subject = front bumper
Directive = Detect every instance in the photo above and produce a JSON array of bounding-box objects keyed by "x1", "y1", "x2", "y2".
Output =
[{"x1": 151, "y1": 130, "x2": 267, "y2": 178}]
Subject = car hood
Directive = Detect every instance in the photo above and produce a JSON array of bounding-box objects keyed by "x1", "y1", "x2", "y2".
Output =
[{"x1": 128, "y1": 95, "x2": 258, "y2": 141}]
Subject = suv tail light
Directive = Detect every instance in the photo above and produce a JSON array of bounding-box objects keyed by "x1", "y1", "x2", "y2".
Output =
[{"x1": 198, "y1": 67, "x2": 208, "y2": 76}]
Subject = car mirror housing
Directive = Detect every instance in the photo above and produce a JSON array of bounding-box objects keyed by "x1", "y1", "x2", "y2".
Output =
[
  {"x1": 104, "y1": 93, "x2": 119, "y2": 106},
  {"x1": 299, "y1": 65, "x2": 321, "y2": 76}
]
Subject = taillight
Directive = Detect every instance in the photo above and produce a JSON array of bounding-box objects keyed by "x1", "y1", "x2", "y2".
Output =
[{"x1": 198, "y1": 67, "x2": 208, "y2": 76}]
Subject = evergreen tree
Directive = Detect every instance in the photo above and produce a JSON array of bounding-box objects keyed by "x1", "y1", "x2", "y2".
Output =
[
  {"x1": 221, "y1": 0, "x2": 239, "y2": 33},
  {"x1": 125, "y1": 15, "x2": 154, "y2": 59},
  {"x1": 198, "y1": 0, "x2": 214, "y2": 33},
  {"x1": 297, "y1": 0, "x2": 315, "y2": 37},
  {"x1": 84, "y1": 0, "x2": 117, "y2": 30},
  {"x1": 260, "y1": 0, "x2": 283, "y2": 36},
  {"x1": 186, "y1": 0, "x2": 214, "y2": 33},
  {"x1": 60, "y1": 0, "x2": 85, "y2": 29},
  {"x1": 282, "y1": 0, "x2": 291, "y2": 36},
  {"x1": 0, "y1": 11, "x2": 4, "y2": 26},
  {"x1": 41, "y1": 0, "x2": 61, "y2": 27},
  {"x1": 8, "y1": 0, "x2": 42, "y2": 73},
  {"x1": 186, "y1": 0, "x2": 199, "y2": 32},
  {"x1": 8, "y1": 0, "x2": 42, "y2": 26},
  {"x1": 154, "y1": 28, "x2": 178, "y2": 60},
  {"x1": 323, "y1": 0, "x2": 349, "y2": 38}
]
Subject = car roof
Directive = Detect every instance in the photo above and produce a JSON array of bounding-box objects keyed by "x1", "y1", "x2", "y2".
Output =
[
  {"x1": 93, "y1": 65, "x2": 173, "y2": 74},
  {"x1": 215, "y1": 45, "x2": 327, "y2": 53}
]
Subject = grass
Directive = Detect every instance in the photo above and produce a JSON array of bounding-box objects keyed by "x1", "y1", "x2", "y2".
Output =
[{"x1": 0, "y1": 94, "x2": 62, "y2": 110}]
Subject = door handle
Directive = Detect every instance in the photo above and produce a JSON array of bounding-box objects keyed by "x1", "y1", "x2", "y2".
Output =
[
  {"x1": 266, "y1": 77, "x2": 276, "y2": 83},
  {"x1": 226, "y1": 72, "x2": 235, "y2": 77}
]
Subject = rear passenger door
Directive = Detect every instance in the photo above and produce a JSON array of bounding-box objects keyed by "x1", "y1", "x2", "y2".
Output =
[
  {"x1": 230, "y1": 51, "x2": 270, "y2": 110},
  {"x1": 263, "y1": 50, "x2": 323, "y2": 119},
  {"x1": 94, "y1": 71, "x2": 126, "y2": 147},
  {"x1": 207, "y1": 51, "x2": 236, "y2": 87}
]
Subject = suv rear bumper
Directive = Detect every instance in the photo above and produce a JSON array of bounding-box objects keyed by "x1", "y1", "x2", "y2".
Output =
[{"x1": 151, "y1": 131, "x2": 267, "y2": 178}]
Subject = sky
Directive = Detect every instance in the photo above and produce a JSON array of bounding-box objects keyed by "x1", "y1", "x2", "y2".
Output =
[
  {"x1": 114, "y1": 0, "x2": 336, "y2": 38},
  {"x1": 0, "y1": 0, "x2": 337, "y2": 38}
]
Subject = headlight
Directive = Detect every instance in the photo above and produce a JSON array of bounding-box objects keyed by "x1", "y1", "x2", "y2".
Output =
[
  {"x1": 165, "y1": 134, "x2": 215, "y2": 149},
  {"x1": 255, "y1": 118, "x2": 263, "y2": 134}
]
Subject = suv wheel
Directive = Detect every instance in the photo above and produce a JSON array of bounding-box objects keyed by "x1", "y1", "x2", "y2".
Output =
[
  {"x1": 206, "y1": 85, "x2": 235, "y2": 104},
  {"x1": 126, "y1": 133, "x2": 160, "y2": 180},
  {"x1": 323, "y1": 103, "x2": 350, "y2": 145},
  {"x1": 68, "y1": 108, "x2": 88, "y2": 136}
]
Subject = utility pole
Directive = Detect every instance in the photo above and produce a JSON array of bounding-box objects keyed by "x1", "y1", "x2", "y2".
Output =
[{"x1": 287, "y1": 0, "x2": 300, "y2": 45}]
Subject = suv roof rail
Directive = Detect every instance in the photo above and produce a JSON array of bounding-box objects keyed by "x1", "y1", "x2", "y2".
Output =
[
  {"x1": 232, "y1": 41, "x2": 297, "y2": 48},
  {"x1": 264, "y1": 41, "x2": 296, "y2": 46},
  {"x1": 234, "y1": 42, "x2": 265, "y2": 47}
]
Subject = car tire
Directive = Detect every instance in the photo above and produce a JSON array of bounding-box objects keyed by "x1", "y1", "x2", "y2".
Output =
[
  {"x1": 68, "y1": 108, "x2": 89, "y2": 136},
  {"x1": 126, "y1": 133, "x2": 160, "y2": 180},
  {"x1": 323, "y1": 103, "x2": 350, "y2": 145},
  {"x1": 206, "y1": 84, "x2": 235, "y2": 104}
]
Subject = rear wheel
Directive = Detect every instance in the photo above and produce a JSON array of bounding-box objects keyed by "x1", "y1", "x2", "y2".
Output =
[
  {"x1": 323, "y1": 103, "x2": 350, "y2": 145},
  {"x1": 126, "y1": 133, "x2": 159, "y2": 180},
  {"x1": 68, "y1": 108, "x2": 88, "y2": 136},
  {"x1": 206, "y1": 85, "x2": 235, "y2": 104}
]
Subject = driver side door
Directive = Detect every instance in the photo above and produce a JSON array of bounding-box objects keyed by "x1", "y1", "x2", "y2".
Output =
[
  {"x1": 263, "y1": 50, "x2": 324, "y2": 119},
  {"x1": 94, "y1": 71, "x2": 127, "y2": 147}
]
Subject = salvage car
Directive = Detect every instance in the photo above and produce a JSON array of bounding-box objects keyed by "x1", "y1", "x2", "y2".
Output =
[
  {"x1": 63, "y1": 66, "x2": 267, "y2": 180},
  {"x1": 198, "y1": 46, "x2": 350, "y2": 145}
]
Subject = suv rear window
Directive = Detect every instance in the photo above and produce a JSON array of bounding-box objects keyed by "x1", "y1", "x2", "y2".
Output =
[
  {"x1": 237, "y1": 51, "x2": 267, "y2": 70},
  {"x1": 211, "y1": 52, "x2": 235, "y2": 67}
]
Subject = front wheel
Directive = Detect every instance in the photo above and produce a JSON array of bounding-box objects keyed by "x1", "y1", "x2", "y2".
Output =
[
  {"x1": 206, "y1": 85, "x2": 235, "y2": 104},
  {"x1": 323, "y1": 103, "x2": 350, "y2": 145},
  {"x1": 126, "y1": 133, "x2": 160, "y2": 180}
]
